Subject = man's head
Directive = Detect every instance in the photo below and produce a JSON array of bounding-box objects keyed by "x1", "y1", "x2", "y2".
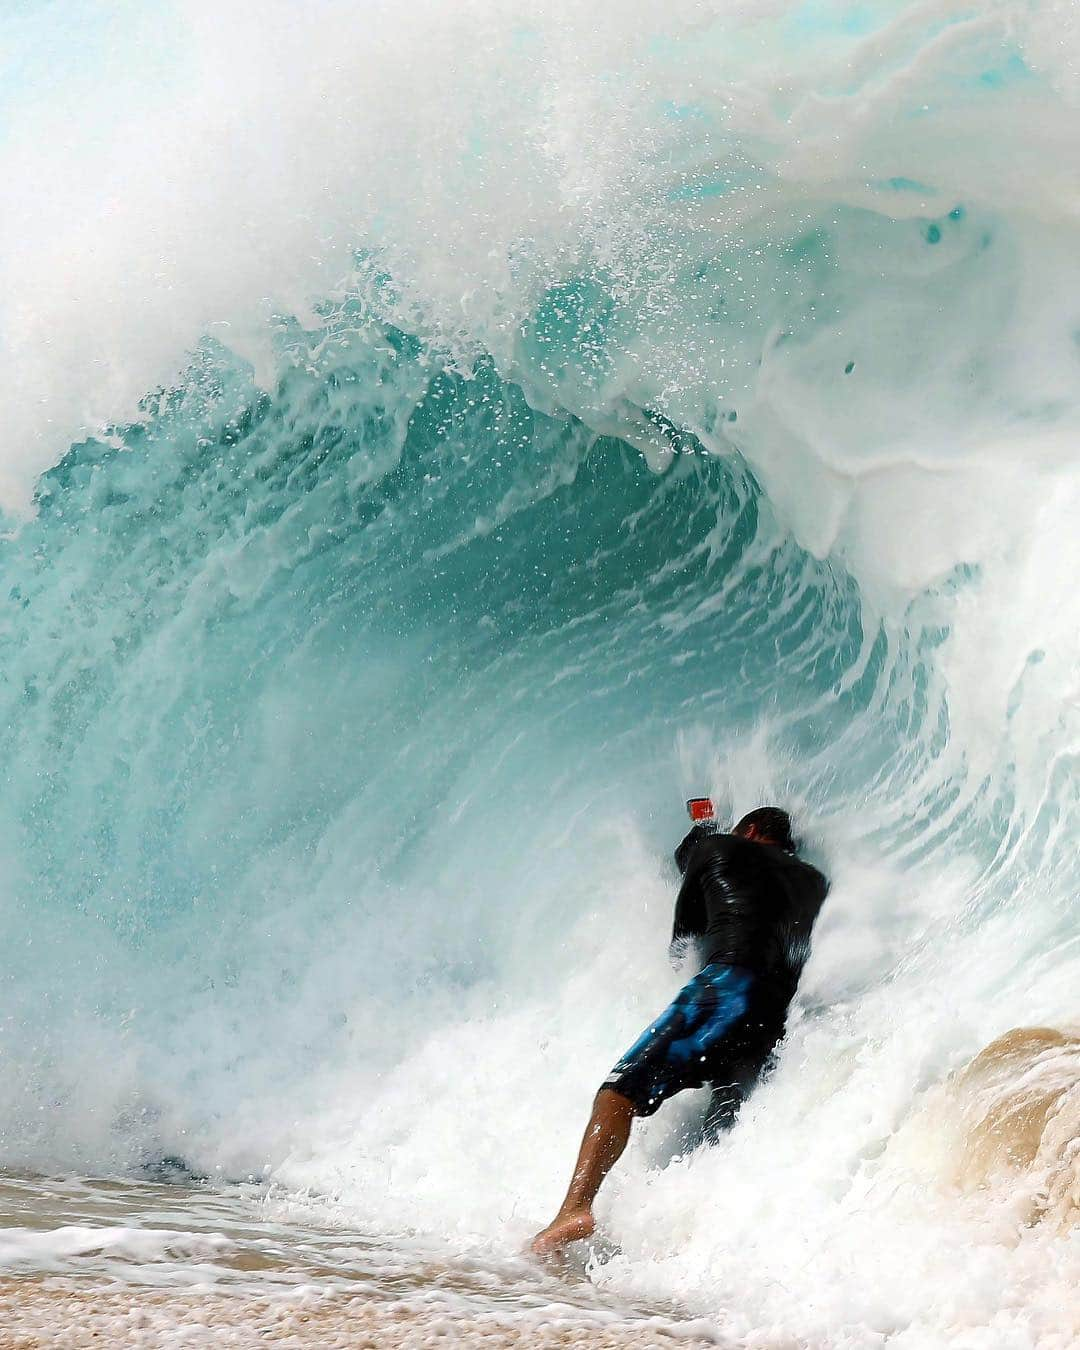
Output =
[{"x1": 734, "y1": 806, "x2": 796, "y2": 852}]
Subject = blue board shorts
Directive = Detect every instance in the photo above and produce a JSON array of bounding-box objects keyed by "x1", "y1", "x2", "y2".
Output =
[{"x1": 601, "y1": 963, "x2": 785, "y2": 1119}]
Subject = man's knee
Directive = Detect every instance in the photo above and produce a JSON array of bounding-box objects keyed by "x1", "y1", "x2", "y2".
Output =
[{"x1": 594, "y1": 1086, "x2": 639, "y2": 1116}]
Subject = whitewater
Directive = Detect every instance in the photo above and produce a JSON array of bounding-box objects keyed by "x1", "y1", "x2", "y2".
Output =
[{"x1": 1, "y1": 0, "x2": 1079, "y2": 1345}]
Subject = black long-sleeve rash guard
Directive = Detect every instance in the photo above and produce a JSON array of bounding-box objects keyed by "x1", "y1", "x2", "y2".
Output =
[{"x1": 671, "y1": 825, "x2": 829, "y2": 1004}]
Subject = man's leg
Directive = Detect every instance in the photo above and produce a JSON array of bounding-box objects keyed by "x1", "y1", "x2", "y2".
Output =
[
  {"x1": 529, "y1": 968, "x2": 737, "y2": 1256},
  {"x1": 703, "y1": 1033, "x2": 783, "y2": 1142},
  {"x1": 530, "y1": 1088, "x2": 636, "y2": 1256},
  {"x1": 701, "y1": 1079, "x2": 744, "y2": 1142}
]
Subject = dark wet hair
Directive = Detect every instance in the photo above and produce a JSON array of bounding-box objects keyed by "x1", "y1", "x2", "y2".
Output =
[{"x1": 734, "y1": 807, "x2": 796, "y2": 852}]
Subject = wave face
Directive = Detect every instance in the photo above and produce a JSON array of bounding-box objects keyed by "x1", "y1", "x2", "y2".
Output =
[{"x1": 2, "y1": 2, "x2": 1080, "y2": 1344}]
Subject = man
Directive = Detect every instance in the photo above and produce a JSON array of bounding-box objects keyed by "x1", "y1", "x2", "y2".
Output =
[{"x1": 531, "y1": 804, "x2": 828, "y2": 1256}]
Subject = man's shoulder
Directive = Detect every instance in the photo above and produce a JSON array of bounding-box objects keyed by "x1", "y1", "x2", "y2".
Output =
[
  {"x1": 684, "y1": 830, "x2": 780, "y2": 864},
  {"x1": 674, "y1": 823, "x2": 732, "y2": 872},
  {"x1": 692, "y1": 827, "x2": 742, "y2": 858},
  {"x1": 782, "y1": 851, "x2": 829, "y2": 901},
  {"x1": 677, "y1": 830, "x2": 829, "y2": 897},
  {"x1": 692, "y1": 830, "x2": 751, "y2": 873}
]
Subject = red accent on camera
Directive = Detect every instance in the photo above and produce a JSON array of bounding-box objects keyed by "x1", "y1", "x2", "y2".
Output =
[{"x1": 687, "y1": 797, "x2": 715, "y2": 822}]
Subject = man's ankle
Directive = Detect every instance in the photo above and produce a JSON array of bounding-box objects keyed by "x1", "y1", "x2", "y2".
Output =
[{"x1": 557, "y1": 1203, "x2": 589, "y2": 1220}]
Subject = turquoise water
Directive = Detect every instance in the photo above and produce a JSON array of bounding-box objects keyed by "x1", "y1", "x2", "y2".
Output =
[
  {"x1": 0, "y1": 318, "x2": 910, "y2": 1165},
  {"x1": 1, "y1": 2, "x2": 1079, "y2": 1345}
]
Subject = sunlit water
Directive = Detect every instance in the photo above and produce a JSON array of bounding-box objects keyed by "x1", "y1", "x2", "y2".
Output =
[{"x1": 2, "y1": 2, "x2": 1080, "y2": 1347}]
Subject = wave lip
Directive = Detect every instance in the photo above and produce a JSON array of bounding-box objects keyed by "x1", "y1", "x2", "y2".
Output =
[{"x1": 2, "y1": 3, "x2": 1080, "y2": 1347}]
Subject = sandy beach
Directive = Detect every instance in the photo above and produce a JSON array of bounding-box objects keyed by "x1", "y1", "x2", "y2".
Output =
[
  {"x1": 0, "y1": 1281, "x2": 722, "y2": 1349},
  {"x1": 0, "y1": 1176, "x2": 723, "y2": 1349}
]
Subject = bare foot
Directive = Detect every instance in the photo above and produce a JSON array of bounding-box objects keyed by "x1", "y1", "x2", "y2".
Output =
[{"x1": 529, "y1": 1208, "x2": 596, "y2": 1256}]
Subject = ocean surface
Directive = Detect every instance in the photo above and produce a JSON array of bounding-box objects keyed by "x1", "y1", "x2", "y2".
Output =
[{"x1": 1, "y1": 2, "x2": 1079, "y2": 1346}]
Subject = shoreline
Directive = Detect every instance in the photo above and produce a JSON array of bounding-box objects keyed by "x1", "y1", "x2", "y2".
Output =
[{"x1": 0, "y1": 1279, "x2": 724, "y2": 1349}]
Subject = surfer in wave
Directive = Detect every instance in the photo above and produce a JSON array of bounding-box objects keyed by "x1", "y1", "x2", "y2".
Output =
[{"x1": 531, "y1": 802, "x2": 828, "y2": 1256}]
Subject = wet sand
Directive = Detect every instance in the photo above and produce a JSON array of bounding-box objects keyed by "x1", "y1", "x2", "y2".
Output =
[
  {"x1": 0, "y1": 1280, "x2": 722, "y2": 1349},
  {"x1": 0, "y1": 1175, "x2": 723, "y2": 1348}
]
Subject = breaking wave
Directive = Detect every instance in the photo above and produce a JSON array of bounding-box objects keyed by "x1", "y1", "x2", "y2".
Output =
[{"x1": 1, "y1": 2, "x2": 1079, "y2": 1344}]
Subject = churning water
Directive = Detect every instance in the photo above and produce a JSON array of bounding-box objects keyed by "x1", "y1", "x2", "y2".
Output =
[{"x1": 1, "y1": 2, "x2": 1079, "y2": 1345}]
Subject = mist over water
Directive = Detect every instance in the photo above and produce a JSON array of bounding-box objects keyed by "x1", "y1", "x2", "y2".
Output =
[{"x1": 2, "y1": 2, "x2": 1080, "y2": 1345}]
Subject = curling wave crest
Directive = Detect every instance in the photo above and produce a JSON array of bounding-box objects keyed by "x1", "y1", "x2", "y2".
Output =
[{"x1": 1, "y1": 2, "x2": 1079, "y2": 1346}]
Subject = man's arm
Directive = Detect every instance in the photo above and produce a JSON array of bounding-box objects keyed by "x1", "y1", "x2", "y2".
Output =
[
  {"x1": 669, "y1": 871, "x2": 705, "y2": 966},
  {"x1": 673, "y1": 823, "x2": 709, "y2": 875}
]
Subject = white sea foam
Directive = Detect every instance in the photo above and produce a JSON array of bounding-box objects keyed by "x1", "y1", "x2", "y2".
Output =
[
  {"x1": 2, "y1": 4, "x2": 1080, "y2": 1348},
  {"x1": 0, "y1": 1223, "x2": 231, "y2": 1271}
]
